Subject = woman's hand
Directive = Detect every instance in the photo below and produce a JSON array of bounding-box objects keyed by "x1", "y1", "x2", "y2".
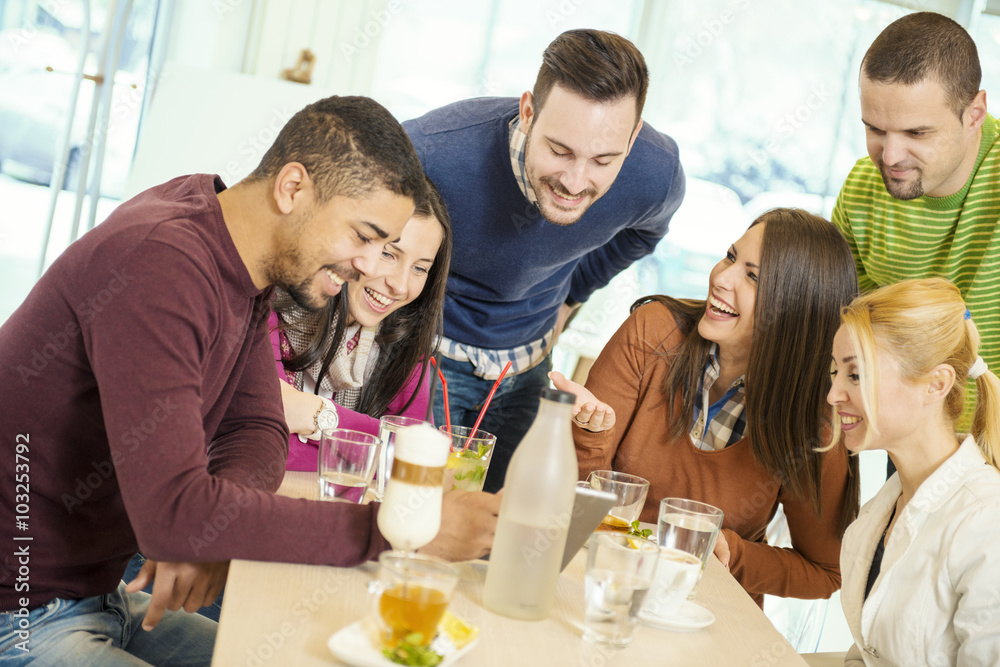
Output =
[
  {"x1": 548, "y1": 371, "x2": 616, "y2": 433},
  {"x1": 713, "y1": 531, "x2": 731, "y2": 569},
  {"x1": 279, "y1": 379, "x2": 323, "y2": 437}
]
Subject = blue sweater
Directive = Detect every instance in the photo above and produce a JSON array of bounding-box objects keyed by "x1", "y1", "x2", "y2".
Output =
[{"x1": 403, "y1": 97, "x2": 685, "y2": 349}]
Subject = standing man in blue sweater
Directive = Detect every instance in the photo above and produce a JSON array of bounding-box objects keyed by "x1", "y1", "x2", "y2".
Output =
[{"x1": 403, "y1": 29, "x2": 685, "y2": 492}]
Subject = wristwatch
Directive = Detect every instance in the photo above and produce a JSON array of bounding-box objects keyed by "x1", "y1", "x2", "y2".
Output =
[{"x1": 302, "y1": 397, "x2": 339, "y2": 442}]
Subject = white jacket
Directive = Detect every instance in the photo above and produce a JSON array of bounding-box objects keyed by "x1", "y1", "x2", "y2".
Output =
[{"x1": 840, "y1": 436, "x2": 1000, "y2": 667}]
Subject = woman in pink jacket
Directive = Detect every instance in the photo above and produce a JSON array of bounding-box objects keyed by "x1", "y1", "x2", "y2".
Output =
[{"x1": 270, "y1": 180, "x2": 451, "y2": 470}]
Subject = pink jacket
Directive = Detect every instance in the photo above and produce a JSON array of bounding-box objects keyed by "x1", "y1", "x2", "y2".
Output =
[{"x1": 268, "y1": 310, "x2": 432, "y2": 471}]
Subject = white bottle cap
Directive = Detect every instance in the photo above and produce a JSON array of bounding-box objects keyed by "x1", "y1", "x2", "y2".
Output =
[{"x1": 393, "y1": 422, "x2": 450, "y2": 467}]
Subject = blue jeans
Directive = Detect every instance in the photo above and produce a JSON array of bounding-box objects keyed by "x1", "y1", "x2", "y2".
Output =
[
  {"x1": 433, "y1": 355, "x2": 553, "y2": 494},
  {"x1": 0, "y1": 582, "x2": 216, "y2": 666},
  {"x1": 122, "y1": 554, "x2": 223, "y2": 623}
]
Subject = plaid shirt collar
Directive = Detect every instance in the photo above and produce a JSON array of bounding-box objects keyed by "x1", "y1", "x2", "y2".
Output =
[
  {"x1": 508, "y1": 115, "x2": 538, "y2": 206},
  {"x1": 690, "y1": 343, "x2": 747, "y2": 451}
]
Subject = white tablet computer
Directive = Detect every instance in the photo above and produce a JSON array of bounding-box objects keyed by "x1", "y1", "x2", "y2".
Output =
[{"x1": 559, "y1": 486, "x2": 617, "y2": 571}]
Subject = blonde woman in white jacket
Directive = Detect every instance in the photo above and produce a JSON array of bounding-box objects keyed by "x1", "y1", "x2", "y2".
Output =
[{"x1": 828, "y1": 278, "x2": 1000, "y2": 667}]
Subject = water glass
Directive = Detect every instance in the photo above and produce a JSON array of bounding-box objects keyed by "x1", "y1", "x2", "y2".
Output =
[
  {"x1": 583, "y1": 470, "x2": 650, "y2": 533},
  {"x1": 440, "y1": 425, "x2": 496, "y2": 492},
  {"x1": 642, "y1": 547, "x2": 702, "y2": 619},
  {"x1": 656, "y1": 498, "x2": 724, "y2": 597},
  {"x1": 375, "y1": 416, "x2": 428, "y2": 501},
  {"x1": 368, "y1": 551, "x2": 459, "y2": 649},
  {"x1": 318, "y1": 429, "x2": 380, "y2": 503},
  {"x1": 583, "y1": 532, "x2": 659, "y2": 647}
]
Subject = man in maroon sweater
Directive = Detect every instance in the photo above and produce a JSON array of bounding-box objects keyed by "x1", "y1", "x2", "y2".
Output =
[{"x1": 0, "y1": 96, "x2": 499, "y2": 666}]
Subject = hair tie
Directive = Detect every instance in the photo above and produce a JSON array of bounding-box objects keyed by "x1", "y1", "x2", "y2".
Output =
[
  {"x1": 969, "y1": 356, "x2": 988, "y2": 379},
  {"x1": 964, "y1": 309, "x2": 972, "y2": 320}
]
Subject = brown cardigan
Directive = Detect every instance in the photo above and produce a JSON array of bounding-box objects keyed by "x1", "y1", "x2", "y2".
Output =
[{"x1": 575, "y1": 301, "x2": 851, "y2": 601}]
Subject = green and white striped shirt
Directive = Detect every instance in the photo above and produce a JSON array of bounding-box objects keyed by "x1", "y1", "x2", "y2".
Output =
[{"x1": 833, "y1": 114, "x2": 1000, "y2": 425}]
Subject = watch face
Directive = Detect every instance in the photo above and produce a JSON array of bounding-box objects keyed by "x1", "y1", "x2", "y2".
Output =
[{"x1": 316, "y1": 408, "x2": 338, "y2": 431}]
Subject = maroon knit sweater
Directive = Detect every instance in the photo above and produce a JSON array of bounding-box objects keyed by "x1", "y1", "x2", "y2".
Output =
[{"x1": 0, "y1": 174, "x2": 389, "y2": 612}]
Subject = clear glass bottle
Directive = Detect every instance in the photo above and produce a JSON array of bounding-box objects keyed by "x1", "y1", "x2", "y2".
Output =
[{"x1": 482, "y1": 388, "x2": 578, "y2": 620}]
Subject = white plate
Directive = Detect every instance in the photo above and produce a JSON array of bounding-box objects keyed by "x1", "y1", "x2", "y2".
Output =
[
  {"x1": 327, "y1": 620, "x2": 479, "y2": 667},
  {"x1": 638, "y1": 600, "x2": 715, "y2": 632}
]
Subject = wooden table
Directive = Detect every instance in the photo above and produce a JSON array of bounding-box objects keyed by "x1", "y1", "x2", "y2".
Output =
[{"x1": 211, "y1": 472, "x2": 807, "y2": 667}]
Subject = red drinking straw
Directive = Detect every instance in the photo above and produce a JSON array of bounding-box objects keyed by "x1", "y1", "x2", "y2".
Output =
[
  {"x1": 466, "y1": 361, "x2": 512, "y2": 451},
  {"x1": 430, "y1": 357, "x2": 451, "y2": 435}
]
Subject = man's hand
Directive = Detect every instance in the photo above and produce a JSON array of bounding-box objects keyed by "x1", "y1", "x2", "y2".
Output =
[
  {"x1": 548, "y1": 371, "x2": 616, "y2": 433},
  {"x1": 420, "y1": 490, "x2": 501, "y2": 561},
  {"x1": 125, "y1": 559, "x2": 229, "y2": 630}
]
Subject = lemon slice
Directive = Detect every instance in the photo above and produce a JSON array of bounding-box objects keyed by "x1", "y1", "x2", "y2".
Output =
[
  {"x1": 439, "y1": 611, "x2": 478, "y2": 649},
  {"x1": 445, "y1": 455, "x2": 462, "y2": 469},
  {"x1": 599, "y1": 515, "x2": 632, "y2": 532},
  {"x1": 624, "y1": 536, "x2": 642, "y2": 549}
]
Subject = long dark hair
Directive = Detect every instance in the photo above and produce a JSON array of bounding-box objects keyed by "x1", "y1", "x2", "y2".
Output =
[
  {"x1": 275, "y1": 179, "x2": 452, "y2": 417},
  {"x1": 637, "y1": 208, "x2": 860, "y2": 534}
]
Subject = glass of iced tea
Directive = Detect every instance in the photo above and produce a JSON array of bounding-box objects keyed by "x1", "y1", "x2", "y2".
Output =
[
  {"x1": 439, "y1": 425, "x2": 496, "y2": 492},
  {"x1": 369, "y1": 551, "x2": 459, "y2": 649},
  {"x1": 582, "y1": 471, "x2": 650, "y2": 533}
]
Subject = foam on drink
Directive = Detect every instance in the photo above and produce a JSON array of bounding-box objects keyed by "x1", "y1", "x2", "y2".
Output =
[{"x1": 377, "y1": 423, "x2": 450, "y2": 552}]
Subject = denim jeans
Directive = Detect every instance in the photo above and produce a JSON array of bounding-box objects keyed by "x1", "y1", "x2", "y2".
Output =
[
  {"x1": 0, "y1": 582, "x2": 216, "y2": 666},
  {"x1": 433, "y1": 354, "x2": 553, "y2": 493},
  {"x1": 123, "y1": 554, "x2": 223, "y2": 623}
]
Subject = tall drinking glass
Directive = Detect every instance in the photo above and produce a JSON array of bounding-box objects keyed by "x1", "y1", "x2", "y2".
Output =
[
  {"x1": 583, "y1": 532, "x2": 659, "y2": 647},
  {"x1": 583, "y1": 470, "x2": 649, "y2": 533},
  {"x1": 318, "y1": 429, "x2": 381, "y2": 503},
  {"x1": 440, "y1": 425, "x2": 496, "y2": 492},
  {"x1": 656, "y1": 498, "x2": 724, "y2": 598},
  {"x1": 375, "y1": 416, "x2": 428, "y2": 501}
]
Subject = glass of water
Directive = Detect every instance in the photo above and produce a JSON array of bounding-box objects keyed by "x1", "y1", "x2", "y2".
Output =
[
  {"x1": 374, "y1": 416, "x2": 428, "y2": 501},
  {"x1": 318, "y1": 429, "x2": 380, "y2": 503},
  {"x1": 583, "y1": 532, "x2": 659, "y2": 647},
  {"x1": 656, "y1": 498, "x2": 724, "y2": 598}
]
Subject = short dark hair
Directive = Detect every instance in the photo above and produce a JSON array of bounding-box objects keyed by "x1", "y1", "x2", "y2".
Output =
[
  {"x1": 247, "y1": 96, "x2": 427, "y2": 204},
  {"x1": 862, "y1": 12, "x2": 981, "y2": 119},
  {"x1": 532, "y1": 29, "x2": 649, "y2": 125}
]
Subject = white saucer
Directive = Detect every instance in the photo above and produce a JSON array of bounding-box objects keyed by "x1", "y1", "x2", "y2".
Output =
[
  {"x1": 638, "y1": 600, "x2": 715, "y2": 632},
  {"x1": 327, "y1": 621, "x2": 479, "y2": 667}
]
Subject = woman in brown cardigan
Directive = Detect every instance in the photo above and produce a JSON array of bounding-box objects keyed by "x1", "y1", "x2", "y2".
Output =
[{"x1": 553, "y1": 208, "x2": 860, "y2": 602}]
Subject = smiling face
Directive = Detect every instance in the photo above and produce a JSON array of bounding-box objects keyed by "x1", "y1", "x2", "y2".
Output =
[
  {"x1": 697, "y1": 222, "x2": 765, "y2": 366},
  {"x1": 827, "y1": 326, "x2": 926, "y2": 453},
  {"x1": 267, "y1": 188, "x2": 414, "y2": 311},
  {"x1": 520, "y1": 85, "x2": 641, "y2": 225},
  {"x1": 345, "y1": 214, "x2": 445, "y2": 328},
  {"x1": 859, "y1": 75, "x2": 984, "y2": 200}
]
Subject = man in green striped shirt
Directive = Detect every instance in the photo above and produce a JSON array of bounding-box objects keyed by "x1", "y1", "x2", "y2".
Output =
[{"x1": 833, "y1": 12, "x2": 999, "y2": 429}]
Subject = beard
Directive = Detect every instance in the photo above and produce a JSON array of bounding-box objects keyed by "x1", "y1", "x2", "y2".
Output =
[
  {"x1": 878, "y1": 164, "x2": 925, "y2": 201},
  {"x1": 264, "y1": 249, "x2": 358, "y2": 312},
  {"x1": 523, "y1": 131, "x2": 598, "y2": 226}
]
